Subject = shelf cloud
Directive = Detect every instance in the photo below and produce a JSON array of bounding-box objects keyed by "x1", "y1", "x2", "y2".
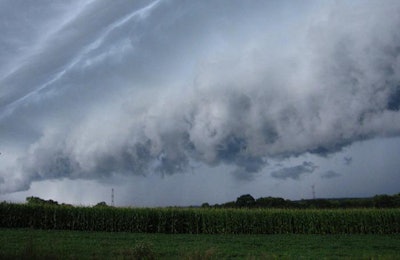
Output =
[{"x1": 1, "y1": 0, "x2": 400, "y2": 194}]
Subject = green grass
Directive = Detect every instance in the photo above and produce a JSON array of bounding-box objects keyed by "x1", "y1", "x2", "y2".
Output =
[{"x1": 0, "y1": 228, "x2": 399, "y2": 259}]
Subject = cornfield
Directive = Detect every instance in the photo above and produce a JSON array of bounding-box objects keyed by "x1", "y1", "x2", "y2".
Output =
[{"x1": 1, "y1": 203, "x2": 399, "y2": 234}]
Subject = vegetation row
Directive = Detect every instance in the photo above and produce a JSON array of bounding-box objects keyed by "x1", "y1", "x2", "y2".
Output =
[
  {"x1": 25, "y1": 192, "x2": 400, "y2": 209},
  {"x1": 1, "y1": 202, "x2": 400, "y2": 234},
  {"x1": 208, "y1": 193, "x2": 400, "y2": 209}
]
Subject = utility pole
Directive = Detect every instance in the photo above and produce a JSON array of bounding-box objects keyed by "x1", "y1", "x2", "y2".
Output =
[
  {"x1": 111, "y1": 188, "x2": 114, "y2": 206},
  {"x1": 312, "y1": 184, "x2": 316, "y2": 200}
]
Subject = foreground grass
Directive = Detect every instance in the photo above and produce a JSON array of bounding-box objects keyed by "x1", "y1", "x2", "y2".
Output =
[{"x1": 0, "y1": 228, "x2": 399, "y2": 259}]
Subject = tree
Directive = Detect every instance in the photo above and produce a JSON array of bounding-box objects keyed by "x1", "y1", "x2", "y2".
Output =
[
  {"x1": 235, "y1": 194, "x2": 255, "y2": 208},
  {"x1": 26, "y1": 196, "x2": 58, "y2": 206},
  {"x1": 94, "y1": 201, "x2": 108, "y2": 207},
  {"x1": 373, "y1": 195, "x2": 396, "y2": 208},
  {"x1": 255, "y1": 197, "x2": 287, "y2": 208},
  {"x1": 201, "y1": 202, "x2": 210, "y2": 208}
]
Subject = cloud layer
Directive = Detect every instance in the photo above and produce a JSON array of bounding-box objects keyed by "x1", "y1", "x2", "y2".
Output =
[
  {"x1": 271, "y1": 162, "x2": 318, "y2": 180},
  {"x1": 1, "y1": 0, "x2": 400, "y2": 193}
]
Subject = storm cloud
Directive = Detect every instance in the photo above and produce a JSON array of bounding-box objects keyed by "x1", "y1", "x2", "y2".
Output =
[
  {"x1": 321, "y1": 170, "x2": 341, "y2": 179},
  {"x1": 1, "y1": 0, "x2": 400, "y2": 194},
  {"x1": 271, "y1": 162, "x2": 318, "y2": 180},
  {"x1": 344, "y1": 157, "x2": 353, "y2": 166}
]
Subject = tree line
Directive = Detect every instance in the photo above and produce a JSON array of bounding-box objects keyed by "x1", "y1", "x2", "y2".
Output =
[
  {"x1": 25, "y1": 197, "x2": 107, "y2": 207},
  {"x1": 23, "y1": 193, "x2": 400, "y2": 209},
  {"x1": 202, "y1": 193, "x2": 400, "y2": 209}
]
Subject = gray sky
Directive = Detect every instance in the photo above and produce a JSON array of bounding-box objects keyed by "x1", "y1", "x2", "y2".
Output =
[{"x1": 1, "y1": 0, "x2": 400, "y2": 206}]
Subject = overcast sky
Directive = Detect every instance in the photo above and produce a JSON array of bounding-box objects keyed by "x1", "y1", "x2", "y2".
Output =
[{"x1": 1, "y1": 0, "x2": 400, "y2": 206}]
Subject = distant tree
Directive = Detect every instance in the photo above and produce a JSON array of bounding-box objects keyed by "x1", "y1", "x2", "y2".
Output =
[
  {"x1": 206, "y1": 192, "x2": 400, "y2": 209},
  {"x1": 201, "y1": 202, "x2": 210, "y2": 208},
  {"x1": 94, "y1": 201, "x2": 108, "y2": 207},
  {"x1": 309, "y1": 199, "x2": 335, "y2": 208},
  {"x1": 221, "y1": 201, "x2": 236, "y2": 208},
  {"x1": 26, "y1": 196, "x2": 58, "y2": 206},
  {"x1": 255, "y1": 197, "x2": 287, "y2": 208},
  {"x1": 338, "y1": 198, "x2": 373, "y2": 208},
  {"x1": 26, "y1": 196, "x2": 44, "y2": 205},
  {"x1": 61, "y1": 203, "x2": 74, "y2": 207},
  {"x1": 373, "y1": 195, "x2": 396, "y2": 208},
  {"x1": 235, "y1": 194, "x2": 255, "y2": 208},
  {"x1": 394, "y1": 193, "x2": 400, "y2": 207}
]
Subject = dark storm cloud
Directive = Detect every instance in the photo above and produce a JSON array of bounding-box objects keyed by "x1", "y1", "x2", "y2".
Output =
[
  {"x1": 321, "y1": 170, "x2": 341, "y2": 179},
  {"x1": 271, "y1": 161, "x2": 317, "y2": 180},
  {"x1": 344, "y1": 157, "x2": 353, "y2": 166},
  {"x1": 231, "y1": 168, "x2": 257, "y2": 182},
  {"x1": 1, "y1": 0, "x2": 400, "y2": 193}
]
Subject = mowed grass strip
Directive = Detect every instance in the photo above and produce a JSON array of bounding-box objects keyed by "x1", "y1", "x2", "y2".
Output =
[{"x1": 0, "y1": 228, "x2": 400, "y2": 259}]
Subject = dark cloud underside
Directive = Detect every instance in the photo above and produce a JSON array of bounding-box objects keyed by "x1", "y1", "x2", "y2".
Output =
[
  {"x1": 271, "y1": 162, "x2": 317, "y2": 180},
  {"x1": 321, "y1": 170, "x2": 341, "y2": 179}
]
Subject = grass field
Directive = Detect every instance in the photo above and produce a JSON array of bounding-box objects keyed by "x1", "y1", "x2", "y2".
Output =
[{"x1": 0, "y1": 228, "x2": 399, "y2": 259}]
